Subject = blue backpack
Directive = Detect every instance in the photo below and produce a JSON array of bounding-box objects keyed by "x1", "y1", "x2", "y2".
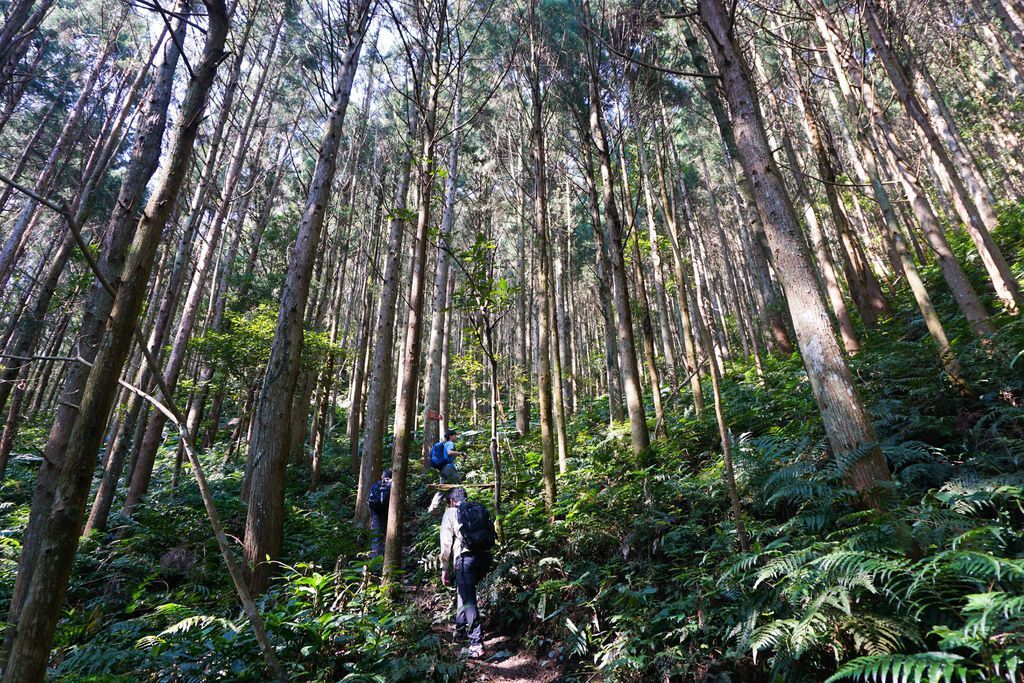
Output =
[{"x1": 429, "y1": 441, "x2": 448, "y2": 470}]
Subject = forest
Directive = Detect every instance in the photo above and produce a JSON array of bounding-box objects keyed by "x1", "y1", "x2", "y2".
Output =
[{"x1": 0, "y1": 0, "x2": 1023, "y2": 679}]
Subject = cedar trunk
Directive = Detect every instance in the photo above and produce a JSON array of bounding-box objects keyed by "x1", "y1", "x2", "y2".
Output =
[{"x1": 697, "y1": 0, "x2": 891, "y2": 498}]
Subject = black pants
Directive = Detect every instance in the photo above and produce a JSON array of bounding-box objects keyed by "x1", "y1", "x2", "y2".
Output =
[
  {"x1": 369, "y1": 510, "x2": 386, "y2": 558},
  {"x1": 454, "y1": 552, "x2": 491, "y2": 646}
]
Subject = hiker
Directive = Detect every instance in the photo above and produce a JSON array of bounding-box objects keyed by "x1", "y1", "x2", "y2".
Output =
[
  {"x1": 366, "y1": 469, "x2": 392, "y2": 558},
  {"x1": 430, "y1": 428, "x2": 464, "y2": 484},
  {"x1": 428, "y1": 429, "x2": 464, "y2": 516},
  {"x1": 439, "y1": 487, "x2": 496, "y2": 658}
]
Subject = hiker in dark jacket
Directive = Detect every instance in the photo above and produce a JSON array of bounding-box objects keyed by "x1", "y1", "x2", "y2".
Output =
[
  {"x1": 439, "y1": 487, "x2": 495, "y2": 658},
  {"x1": 367, "y1": 469, "x2": 392, "y2": 558}
]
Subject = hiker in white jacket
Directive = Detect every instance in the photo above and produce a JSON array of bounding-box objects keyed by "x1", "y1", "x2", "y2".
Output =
[{"x1": 439, "y1": 487, "x2": 492, "y2": 658}]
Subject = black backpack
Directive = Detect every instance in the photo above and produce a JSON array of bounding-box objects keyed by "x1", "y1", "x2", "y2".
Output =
[
  {"x1": 457, "y1": 501, "x2": 496, "y2": 554},
  {"x1": 367, "y1": 479, "x2": 391, "y2": 514}
]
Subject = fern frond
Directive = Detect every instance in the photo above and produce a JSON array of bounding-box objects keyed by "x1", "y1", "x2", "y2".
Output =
[
  {"x1": 839, "y1": 612, "x2": 922, "y2": 656},
  {"x1": 816, "y1": 550, "x2": 908, "y2": 588},
  {"x1": 754, "y1": 548, "x2": 821, "y2": 588},
  {"x1": 159, "y1": 614, "x2": 239, "y2": 638},
  {"x1": 824, "y1": 652, "x2": 974, "y2": 683},
  {"x1": 749, "y1": 618, "x2": 797, "y2": 661}
]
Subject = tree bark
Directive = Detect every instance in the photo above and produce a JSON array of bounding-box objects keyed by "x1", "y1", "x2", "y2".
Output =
[
  {"x1": 583, "y1": 0, "x2": 649, "y2": 455},
  {"x1": 580, "y1": 142, "x2": 625, "y2": 423},
  {"x1": 863, "y1": 0, "x2": 1021, "y2": 312},
  {"x1": 421, "y1": 67, "x2": 462, "y2": 467},
  {"x1": 513, "y1": 135, "x2": 532, "y2": 435},
  {"x1": 1, "y1": 10, "x2": 190, "y2": 666},
  {"x1": 634, "y1": 126, "x2": 678, "y2": 378},
  {"x1": 2, "y1": 2, "x2": 228, "y2": 676},
  {"x1": 353, "y1": 142, "x2": 414, "y2": 526},
  {"x1": 546, "y1": 216, "x2": 571, "y2": 471},
  {"x1": 0, "y1": 29, "x2": 117, "y2": 292},
  {"x1": 382, "y1": 6, "x2": 448, "y2": 581},
  {"x1": 652, "y1": 109, "x2": 704, "y2": 413},
  {"x1": 812, "y1": 3, "x2": 995, "y2": 340},
  {"x1": 697, "y1": 0, "x2": 891, "y2": 499},
  {"x1": 0, "y1": 0, "x2": 56, "y2": 109},
  {"x1": 528, "y1": 0, "x2": 558, "y2": 512},
  {"x1": 243, "y1": 0, "x2": 372, "y2": 593},
  {"x1": 682, "y1": 25, "x2": 793, "y2": 355}
]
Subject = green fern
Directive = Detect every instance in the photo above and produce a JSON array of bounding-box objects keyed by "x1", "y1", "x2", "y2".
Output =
[{"x1": 824, "y1": 652, "x2": 974, "y2": 683}]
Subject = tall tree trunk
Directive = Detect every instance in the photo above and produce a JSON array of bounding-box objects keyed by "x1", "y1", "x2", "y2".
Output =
[
  {"x1": 697, "y1": 0, "x2": 891, "y2": 499},
  {"x1": 546, "y1": 220, "x2": 570, "y2": 472},
  {"x1": 421, "y1": 67, "x2": 462, "y2": 466},
  {"x1": 972, "y1": 0, "x2": 1024, "y2": 91},
  {"x1": 2, "y1": 3, "x2": 228, "y2": 676},
  {"x1": 0, "y1": 0, "x2": 56, "y2": 108},
  {"x1": 346, "y1": 266, "x2": 376, "y2": 473},
  {"x1": 353, "y1": 139, "x2": 414, "y2": 528},
  {"x1": 1, "y1": 9, "x2": 190, "y2": 666},
  {"x1": 987, "y1": 0, "x2": 1024, "y2": 52},
  {"x1": 439, "y1": 273, "x2": 454, "y2": 434},
  {"x1": 583, "y1": 0, "x2": 649, "y2": 455},
  {"x1": 812, "y1": 4, "x2": 995, "y2": 340},
  {"x1": 911, "y1": 52, "x2": 1003, "y2": 236},
  {"x1": 634, "y1": 122, "x2": 678, "y2": 380},
  {"x1": 382, "y1": 9, "x2": 448, "y2": 581},
  {"x1": 581, "y1": 142, "x2": 625, "y2": 423},
  {"x1": 863, "y1": 0, "x2": 1021, "y2": 312},
  {"x1": 652, "y1": 110, "x2": 704, "y2": 413},
  {"x1": 774, "y1": 45, "x2": 861, "y2": 353},
  {"x1": 555, "y1": 173, "x2": 578, "y2": 412},
  {"x1": 527, "y1": 0, "x2": 558, "y2": 511},
  {"x1": 0, "y1": 28, "x2": 117, "y2": 292},
  {"x1": 628, "y1": 219, "x2": 667, "y2": 440},
  {"x1": 698, "y1": 310, "x2": 748, "y2": 551},
  {"x1": 682, "y1": 25, "x2": 793, "y2": 355},
  {"x1": 353, "y1": 128, "x2": 413, "y2": 525},
  {"x1": 513, "y1": 136, "x2": 532, "y2": 435},
  {"x1": 0, "y1": 363, "x2": 30, "y2": 477},
  {"x1": 127, "y1": 14, "x2": 279, "y2": 512},
  {"x1": 243, "y1": 0, "x2": 372, "y2": 593}
]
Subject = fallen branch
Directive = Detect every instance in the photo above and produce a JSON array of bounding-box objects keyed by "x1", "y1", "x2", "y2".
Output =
[{"x1": 427, "y1": 482, "x2": 497, "y2": 490}]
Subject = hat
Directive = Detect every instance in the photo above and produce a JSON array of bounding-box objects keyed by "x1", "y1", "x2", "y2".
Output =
[{"x1": 448, "y1": 487, "x2": 468, "y2": 503}]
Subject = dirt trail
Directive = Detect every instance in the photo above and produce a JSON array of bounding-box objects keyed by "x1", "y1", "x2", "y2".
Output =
[
  {"x1": 410, "y1": 574, "x2": 560, "y2": 683},
  {"x1": 463, "y1": 633, "x2": 561, "y2": 683}
]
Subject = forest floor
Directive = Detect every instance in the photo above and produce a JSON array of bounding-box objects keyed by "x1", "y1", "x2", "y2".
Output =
[
  {"x1": 406, "y1": 527, "x2": 560, "y2": 682},
  {"x1": 411, "y1": 583, "x2": 557, "y2": 683}
]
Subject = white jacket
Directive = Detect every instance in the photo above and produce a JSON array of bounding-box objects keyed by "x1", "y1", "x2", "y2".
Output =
[{"x1": 439, "y1": 505, "x2": 466, "y2": 571}]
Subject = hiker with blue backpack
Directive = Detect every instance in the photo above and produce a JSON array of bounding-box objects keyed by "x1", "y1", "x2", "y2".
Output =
[
  {"x1": 428, "y1": 429, "x2": 465, "y2": 517},
  {"x1": 366, "y1": 469, "x2": 392, "y2": 558},
  {"x1": 430, "y1": 428, "x2": 464, "y2": 483},
  {"x1": 439, "y1": 487, "x2": 496, "y2": 658}
]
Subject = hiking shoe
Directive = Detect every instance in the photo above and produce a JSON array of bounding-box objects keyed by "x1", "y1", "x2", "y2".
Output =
[{"x1": 460, "y1": 644, "x2": 485, "y2": 658}]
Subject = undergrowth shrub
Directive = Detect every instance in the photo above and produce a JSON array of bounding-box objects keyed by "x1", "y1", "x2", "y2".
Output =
[{"x1": 475, "y1": 300, "x2": 1024, "y2": 681}]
